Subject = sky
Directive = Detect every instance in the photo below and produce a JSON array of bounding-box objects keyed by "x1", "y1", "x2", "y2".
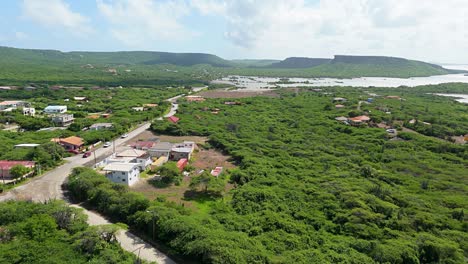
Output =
[{"x1": 0, "y1": 0, "x2": 467, "y2": 63}]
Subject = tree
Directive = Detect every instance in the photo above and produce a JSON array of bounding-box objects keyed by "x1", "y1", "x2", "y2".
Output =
[
  {"x1": 189, "y1": 171, "x2": 212, "y2": 192},
  {"x1": 9, "y1": 165, "x2": 30, "y2": 180},
  {"x1": 189, "y1": 171, "x2": 225, "y2": 197},
  {"x1": 157, "y1": 162, "x2": 181, "y2": 184}
]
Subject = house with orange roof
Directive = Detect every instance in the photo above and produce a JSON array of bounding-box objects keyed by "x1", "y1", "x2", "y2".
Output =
[
  {"x1": 348, "y1": 115, "x2": 371, "y2": 126},
  {"x1": 52, "y1": 136, "x2": 84, "y2": 153}
]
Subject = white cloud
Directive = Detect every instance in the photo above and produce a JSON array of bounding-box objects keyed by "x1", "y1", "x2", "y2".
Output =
[
  {"x1": 211, "y1": 0, "x2": 468, "y2": 63},
  {"x1": 21, "y1": 0, "x2": 92, "y2": 35},
  {"x1": 97, "y1": 0, "x2": 195, "y2": 47},
  {"x1": 15, "y1": 31, "x2": 28, "y2": 40},
  {"x1": 190, "y1": 0, "x2": 226, "y2": 15}
]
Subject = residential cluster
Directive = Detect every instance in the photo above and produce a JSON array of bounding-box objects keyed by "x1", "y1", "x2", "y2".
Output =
[{"x1": 99, "y1": 139, "x2": 197, "y2": 186}]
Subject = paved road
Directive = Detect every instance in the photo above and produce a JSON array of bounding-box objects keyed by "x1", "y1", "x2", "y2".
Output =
[{"x1": 0, "y1": 122, "x2": 177, "y2": 264}]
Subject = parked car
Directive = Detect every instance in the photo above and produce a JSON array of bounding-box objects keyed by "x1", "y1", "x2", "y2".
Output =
[
  {"x1": 82, "y1": 151, "x2": 92, "y2": 158},
  {"x1": 121, "y1": 133, "x2": 128, "y2": 138},
  {"x1": 103, "y1": 142, "x2": 111, "y2": 148}
]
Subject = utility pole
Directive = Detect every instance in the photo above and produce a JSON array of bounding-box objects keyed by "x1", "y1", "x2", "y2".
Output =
[{"x1": 94, "y1": 150, "x2": 97, "y2": 168}]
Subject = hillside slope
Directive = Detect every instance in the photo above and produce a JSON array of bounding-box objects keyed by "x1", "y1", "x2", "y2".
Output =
[
  {"x1": 0, "y1": 46, "x2": 232, "y2": 67},
  {"x1": 267, "y1": 57, "x2": 331, "y2": 68}
]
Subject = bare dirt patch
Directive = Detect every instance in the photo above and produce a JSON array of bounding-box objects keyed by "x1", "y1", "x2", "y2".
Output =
[
  {"x1": 131, "y1": 130, "x2": 208, "y2": 144},
  {"x1": 131, "y1": 176, "x2": 197, "y2": 209},
  {"x1": 198, "y1": 90, "x2": 279, "y2": 99},
  {"x1": 192, "y1": 149, "x2": 236, "y2": 171}
]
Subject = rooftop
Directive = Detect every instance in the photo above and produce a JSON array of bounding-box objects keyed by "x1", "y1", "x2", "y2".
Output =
[
  {"x1": 167, "y1": 116, "x2": 180, "y2": 123},
  {"x1": 0, "y1": 160, "x2": 35, "y2": 169},
  {"x1": 151, "y1": 142, "x2": 173, "y2": 151},
  {"x1": 171, "y1": 147, "x2": 193, "y2": 153},
  {"x1": 103, "y1": 163, "x2": 139, "y2": 172},
  {"x1": 130, "y1": 141, "x2": 157, "y2": 149},
  {"x1": 90, "y1": 123, "x2": 113, "y2": 128},
  {"x1": 54, "y1": 136, "x2": 84, "y2": 146},
  {"x1": 116, "y1": 149, "x2": 148, "y2": 158}
]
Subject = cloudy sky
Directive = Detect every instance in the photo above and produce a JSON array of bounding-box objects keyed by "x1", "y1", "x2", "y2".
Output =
[{"x1": 1, "y1": 0, "x2": 467, "y2": 63}]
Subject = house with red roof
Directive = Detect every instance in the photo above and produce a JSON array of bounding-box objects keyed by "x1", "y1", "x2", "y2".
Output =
[
  {"x1": 177, "y1": 159, "x2": 188, "y2": 172},
  {"x1": 0, "y1": 161, "x2": 35, "y2": 181},
  {"x1": 167, "y1": 116, "x2": 180, "y2": 124},
  {"x1": 130, "y1": 141, "x2": 158, "y2": 150}
]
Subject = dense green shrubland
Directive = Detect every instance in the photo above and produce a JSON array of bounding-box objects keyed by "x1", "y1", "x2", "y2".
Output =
[
  {"x1": 68, "y1": 84, "x2": 467, "y2": 263},
  {"x1": 0, "y1": 200, "x2": 140, "y2": 263}
]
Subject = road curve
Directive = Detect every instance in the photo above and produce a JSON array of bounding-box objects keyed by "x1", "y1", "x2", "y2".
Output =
[{"x1": 0, "y1": 122, "x2": 177, "y2": 264}]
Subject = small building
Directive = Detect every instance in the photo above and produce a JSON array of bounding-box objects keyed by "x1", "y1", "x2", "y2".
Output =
[
  {"x1": 333, "y1": 97, "x2": 347, "y2": 103},
  {"x1": 176, "y1": 159, "x2": 188, "y2": 172},
  {"x1": 103, "y1": 163, "x2": 140, "y2": 186},
  {"x1": 14, "y1": 144, "x2": 40, "y2": 149},
  {"x1": 73, "y1": 96, "x2": 87, "y2": 101},
  {"x1": 132, "y1": 107, "x2": 145, "y2": 112},
  {"x1": 348, "y1": 115, "x2": 371, "y2": 126},
  {"x1": 335, "y1": 116, "x2": 348, "y2": 122},
  {"x1": 52, "y1": 136, "x2": 84, "y2": 153},
  {"x1": 211, "y1": 167, "x2": 223, "y2": 177},
  {"x1": 51, "y1": 114, "x2": 74, "y2": 127},
  {"x1": 385, "y1": 96, "x2": 401, "y2": 100},
  {"x1": 224, "y1": 101, "x2": 241, "y2": 105},
  {"x1": 130, "y1": 141, "x2": 158, "y2": 150},
  {"x1": 367, "y1": 98, "x2": 374, "y2": 103},
  {"x1": 170, "y1": 146, "x2": 192, "y2": 160},
  {"x1": 22, "y1": 107, "x2": 35, "y2": 117},
  {"x1": 116, "y1": 149, "x2": 152, "y2": 171},
  {"x1": 167, "y1": 116, "x2": 180, "y2": 124},
  {"x1": 89, "y1": 123, "x2": 113, "y2": 131},
  {"x1": 0, "y1": 100, "x2": 28, "y2": 111},
  {"x1": 0, "y1": 161, "x2": 35, "y2": 180},
  {"x1": 170, "y1": 141, "x2": 195, "y2": 160},
  {"x1": 148, "y1": 142, "x2": 173, "y2": 158},
  {"x1": 335, "y1": 104, "x2": 345, "y2": 109},
  {"x1": 143, "y1": 104, "x2": 158, "y2": 108},
  {"x1": 150, "y1": 156, "x2": 168, "y2": 171},
  {"x1": 44, "y1": 105, "x2": 67, "y2": 114}
]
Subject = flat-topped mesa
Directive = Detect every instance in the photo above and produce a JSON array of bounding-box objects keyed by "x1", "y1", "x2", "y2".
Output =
[
  {"x1": 268, "y1": 57, "x2": 332, "y2": 68},
  {"x1": 332, "y1": 55, "x2": 412, "y2": 65}
]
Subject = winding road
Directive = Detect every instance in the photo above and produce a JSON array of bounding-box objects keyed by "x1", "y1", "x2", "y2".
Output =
[{"x1": 0, "y1": 96, "x2": 183, "y2": 264}]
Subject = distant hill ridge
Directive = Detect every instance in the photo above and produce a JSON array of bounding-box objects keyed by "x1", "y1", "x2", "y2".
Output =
[
  {"x1": 267, "y1": 57, "x2": 331, "y2": 68},
  {"x1": 0, "y1": 46, "x2": 233, "y2": 67},
  {"x1": 0, "y1": 46, "x2": 464, "y2": 79}
]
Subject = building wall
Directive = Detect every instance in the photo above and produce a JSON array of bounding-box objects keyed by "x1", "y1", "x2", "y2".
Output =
[
  {"x1": 170, "y1": 151, "x2": 191, "y2": 161},
  {"x1": 149, "y1": 149, "x2": 171, "y2": 158},
  {"x1": 106, "y1": 167, "x2": 139, "y2": 186}
]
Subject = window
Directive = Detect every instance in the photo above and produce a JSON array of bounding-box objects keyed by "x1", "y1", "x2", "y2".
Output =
[{"x1": 122, "y1": 179, "x2": 126, "y2": 182}]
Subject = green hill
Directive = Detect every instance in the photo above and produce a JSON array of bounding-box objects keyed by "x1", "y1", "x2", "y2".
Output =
[
  {"x1": 0, "y1": 46, "x2": 464, "y2": 85},
  {"x1": 266, "y1": 57, "x2": 331, "y2": 68},
  {"x1": 0, "y1": 46, "x2": 232, "y2": 67}
]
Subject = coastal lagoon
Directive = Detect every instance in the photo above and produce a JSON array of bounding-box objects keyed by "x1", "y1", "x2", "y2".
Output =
[{"x1": 213, "y1": 65, "x2": 468, "y2": 90}]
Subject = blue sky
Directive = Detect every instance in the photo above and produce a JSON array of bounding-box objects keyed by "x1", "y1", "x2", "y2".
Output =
[{"x1": 1, "y1": 0, "x2": 467, "y2": 63}]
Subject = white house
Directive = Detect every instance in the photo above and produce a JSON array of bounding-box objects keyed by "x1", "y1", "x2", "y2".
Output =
[
  {"x1": 22, "y1": 107, "x2": 35, "y2": 117},
  {"x1": 44, "y1": 105, "x2": 67, "y2": 114},
  {"x1": 103, "y1": 163, "x2": 140, "y2": 186},
  {"x1": 89, "y1": 123, "x2": 113, "y2": 131},
  {"x1": 51, "y1": 114, "x2": 74, "y2": 126},
  {"x1": 116, "y1": 149, "x2": 152, "y2": 171}
]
